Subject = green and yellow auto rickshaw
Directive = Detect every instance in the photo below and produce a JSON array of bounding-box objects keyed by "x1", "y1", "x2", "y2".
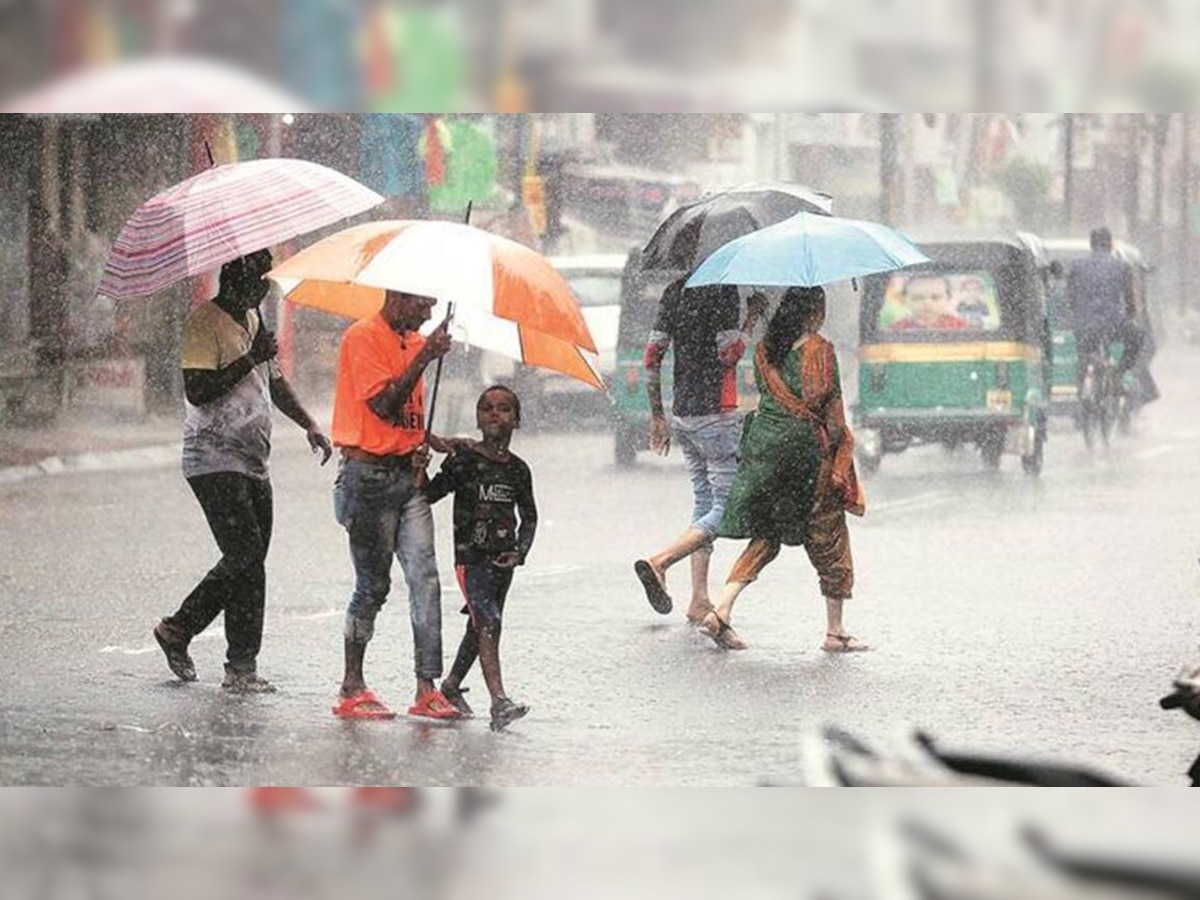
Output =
[{"x1": 854, "y1": 232, "x2": 1053, "y2": 475}]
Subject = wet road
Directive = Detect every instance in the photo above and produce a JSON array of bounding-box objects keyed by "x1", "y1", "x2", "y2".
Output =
[{"x1": 2, "y1": 346, "x2": 1199, "y2": 786}]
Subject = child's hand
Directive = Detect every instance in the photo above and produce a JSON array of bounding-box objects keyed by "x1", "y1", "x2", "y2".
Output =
[
  {"x1": 491, "y1": 552, "x2": 521, "y2": 569},
  {"x1": 412, "y1": 443, "x2": 431, "y2": 471}
]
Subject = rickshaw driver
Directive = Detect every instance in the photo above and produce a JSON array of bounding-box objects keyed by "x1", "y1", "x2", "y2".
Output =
[
  {"x1": 892, "y1": 273, "x2": 968, "y2": 331},
  {"x1": 1066, "y1": 227, "x2": 1143, "y2": 385}
]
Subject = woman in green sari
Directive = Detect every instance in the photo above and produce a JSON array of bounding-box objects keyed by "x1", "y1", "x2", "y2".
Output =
[{"x1": 700, "y1": 287, "x2": 868, "y2": 653}]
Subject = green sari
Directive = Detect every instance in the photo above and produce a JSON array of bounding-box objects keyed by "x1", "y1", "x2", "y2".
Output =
[{"x1": 719, "y1": 334, "x2": 855, "y2": 546}]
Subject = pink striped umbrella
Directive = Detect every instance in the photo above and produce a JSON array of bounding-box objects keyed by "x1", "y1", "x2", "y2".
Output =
[{"x1": 97, "y1": 158, "x2": 384, "y2": 299}]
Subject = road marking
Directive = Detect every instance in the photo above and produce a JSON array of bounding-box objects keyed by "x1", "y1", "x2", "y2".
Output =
[
  {"x1": 100, "y1": 632, "x2": 219, "y2": 655},
  {"x1": 100, "y1": 645, "x2": 157, "y2": 656},
  {"x1": 871, "y1": 491, "x2": 952, "y2": 513},
  {"x1": 286, "y1": 609, "x2": 342, "y2": 622},
  {"x1": 1133, "y1": 445, "x2": 1178, "y2": 460}
]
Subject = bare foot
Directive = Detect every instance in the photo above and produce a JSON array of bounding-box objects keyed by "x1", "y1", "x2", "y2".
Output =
[
  {"x1": 699, "y1": 611, "x2": 748, "y2": 650},
  {"x1": 685, "y1": 601, "x2": 714, "y2": 625},
  {"x1": 822, "y1": 633, "x2": 870, "y2": 653}
]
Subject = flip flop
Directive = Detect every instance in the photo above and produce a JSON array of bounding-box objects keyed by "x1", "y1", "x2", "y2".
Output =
[
  {"x1": 407, "y1": 690, "x2": 463, "y2": 721},
  {"x1": 823, "y1": 633, "x2": 871, "y2": 653},
  {"x1": 699, "y1": 611, "x2": 747, "y2": 651},
  {"x1": 332, "y1": 690, "x2": 397, "y2": 720},
  {"x1": 634, "y1": 560, "x2": 673, "y2": 615}
]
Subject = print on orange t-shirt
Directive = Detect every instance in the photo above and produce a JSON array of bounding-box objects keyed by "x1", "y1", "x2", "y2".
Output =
[{"x1": 332, "y1": 314, "x2": 427, "y2": 457}]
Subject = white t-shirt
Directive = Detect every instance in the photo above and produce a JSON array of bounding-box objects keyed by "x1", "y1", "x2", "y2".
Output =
[{"x1": 179, "y1": 301, "x2": 273, "y2": 481}]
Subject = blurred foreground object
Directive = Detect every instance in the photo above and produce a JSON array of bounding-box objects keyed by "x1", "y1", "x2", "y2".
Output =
[
  {"x1": 97, "y1": 158, "x2": 385, "y2": 299},
  {"x1": 806, "y1": 653, "x2": 1200, "y2": 787},
  {"x1": 2, "y1": 57, "x2": 313, "y2": 113}
]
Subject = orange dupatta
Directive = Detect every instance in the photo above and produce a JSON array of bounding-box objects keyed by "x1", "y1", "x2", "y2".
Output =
[{"x1": 755, "y1": 339, "x2": 866, "y2": 517}]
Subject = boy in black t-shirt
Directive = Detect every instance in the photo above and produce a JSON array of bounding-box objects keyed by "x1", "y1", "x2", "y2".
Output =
[{"x1": 425, "y1": 386, "x2": 538, "y2": 731}]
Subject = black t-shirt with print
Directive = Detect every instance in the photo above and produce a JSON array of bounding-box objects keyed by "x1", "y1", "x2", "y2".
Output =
[
  {"x1": 425, "y1": 446, "x2": 538, "y2": 565},
  {"x1": 652, "y1": 282, "x2": 741, "y2": 417}
]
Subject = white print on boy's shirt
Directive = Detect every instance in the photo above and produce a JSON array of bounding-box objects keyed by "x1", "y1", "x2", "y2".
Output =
[{"x1": 478, "y1": 483, "x2": 515, "y2": 503}]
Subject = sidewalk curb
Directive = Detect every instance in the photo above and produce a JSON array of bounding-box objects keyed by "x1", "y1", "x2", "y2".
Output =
[{"x1": 0, "y1": 442, "x2": 182, "y2": 486}]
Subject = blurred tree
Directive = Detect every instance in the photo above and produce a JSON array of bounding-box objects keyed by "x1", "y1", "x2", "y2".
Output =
[{"x1": 996, "y1": 157, "x2": 1054, "y2": 231}]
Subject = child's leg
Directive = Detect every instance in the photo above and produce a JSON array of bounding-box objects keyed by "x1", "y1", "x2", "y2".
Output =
[
  {"x1": 443, "y1": 622, "x2": 479, "y2": 693},
  {"x1": 477, "y1": 622, "x2": 506, "y2": 702}
]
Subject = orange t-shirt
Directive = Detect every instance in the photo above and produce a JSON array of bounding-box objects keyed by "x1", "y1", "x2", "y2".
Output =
[{"x1": 332, "y1": 313, "x2": 426, "y2": 457}]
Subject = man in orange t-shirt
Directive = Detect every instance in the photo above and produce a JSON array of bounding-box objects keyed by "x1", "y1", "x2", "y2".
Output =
[{"x1": 331, "y1": 289, "x2": 461, "y2": 721}]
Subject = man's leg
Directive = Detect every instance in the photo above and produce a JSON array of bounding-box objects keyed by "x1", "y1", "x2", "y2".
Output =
[
  {"x1": 224, "y1": 477, "x2": 273, "y2": 675},
  {"x1": 686, "y1": 417, "x2": 741, "y2": 622},
  {"x1": 639, "y1": 423, "x2": 713, "y2": 610},
  {"x1": 393, "y1": 484, "x2": 444, "y2": 703},
  {"x1": 337, "y1": 465, "x2": 399, "y2": 699},
  {"x1": 159, "y1": 473, "x2": 267, "y2": 675}
]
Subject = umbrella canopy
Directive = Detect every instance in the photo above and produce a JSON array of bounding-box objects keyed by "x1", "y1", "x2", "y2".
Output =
[
  {"x1": 3, "y1": 57, "x2": 311, "y2": 113},
  {"x1": 685, "y1": 212, "x2": 931, "y2": 289},
  {"x1": 97, "y1": 158, "x2": 384, "y2": 299},
  {"x1": 641, "y1": 182, "x2": 834, "y2": 273},
  {"x1": 269, "y1": 220, "x2": 604, "y2": 390}
]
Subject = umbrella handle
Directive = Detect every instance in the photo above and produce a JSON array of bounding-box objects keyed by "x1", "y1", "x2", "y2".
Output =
[{"x1": 422, "y1": 301, "x2": 456, "y2": 442}]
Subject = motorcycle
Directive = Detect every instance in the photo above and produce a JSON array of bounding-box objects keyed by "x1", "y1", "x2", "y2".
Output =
[
  {"x1": 804, "y1": 659, "x2": 1200, "y2": 788},
  {"x1": 800, "y1": 660, "x2": 1200, "y2": 899}
]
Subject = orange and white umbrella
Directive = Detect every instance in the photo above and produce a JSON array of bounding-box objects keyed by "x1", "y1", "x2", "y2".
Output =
[{"x1": 270, "y1": 220, "x2": 604, "y2": 389}]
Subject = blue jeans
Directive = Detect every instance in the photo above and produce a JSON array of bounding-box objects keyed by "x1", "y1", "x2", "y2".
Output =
[
  {"x1": 673, "y1": 412, "x2": 742, "y2": 540},
  {"x1": 334, "y1": 458, "x2": 443, "y2": 680}
]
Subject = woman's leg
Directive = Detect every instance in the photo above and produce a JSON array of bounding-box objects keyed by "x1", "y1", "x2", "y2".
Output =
[
  {"x1": 700, "y1": 537, "x2": 780, "y2": 650},
  {"x1": 804, "y1": 508, "x2": 869, "y2": 652}
]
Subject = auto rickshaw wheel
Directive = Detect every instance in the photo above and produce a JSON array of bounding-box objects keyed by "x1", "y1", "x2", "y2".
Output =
[{"x1": 614, "y1": 424, "x2": 638, "y2": 468}]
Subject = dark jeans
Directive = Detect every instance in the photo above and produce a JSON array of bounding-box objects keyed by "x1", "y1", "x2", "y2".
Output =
[
  {"x1": 448, "y1": 563, "x2": 514, "y2": 685},
  {"x1": 162, "y1": 472, "x2": 273, "y2": 673},
  {"x1": 333, "y1": 458, "x2": 443, "y2": 680}
]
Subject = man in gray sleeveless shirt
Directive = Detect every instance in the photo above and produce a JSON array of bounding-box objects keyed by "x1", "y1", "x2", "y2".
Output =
[{"x1": 153, "y1": 250, "x2": 331, "y2": 693}]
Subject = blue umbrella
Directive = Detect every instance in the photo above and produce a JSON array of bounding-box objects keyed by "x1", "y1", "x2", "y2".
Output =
[{"x1": 685, "y1": 211, "x2": 930, "y2": 288}]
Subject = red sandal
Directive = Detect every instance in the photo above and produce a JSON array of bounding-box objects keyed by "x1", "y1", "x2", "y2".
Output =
[
  {"x1": 407, "y1": 690, "x2": 462, "y2": 721},
  {"x1": 332, "y1": 690, "x2": 397, "y2": 720}
]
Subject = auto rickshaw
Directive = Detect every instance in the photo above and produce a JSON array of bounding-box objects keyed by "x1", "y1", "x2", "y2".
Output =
[
  {"x1": 854, "y1": 231, "x2": 1053, "y2": 475},
  {"x1": 1042, "y1": 237, "x2": 1153, "y2": 420}
]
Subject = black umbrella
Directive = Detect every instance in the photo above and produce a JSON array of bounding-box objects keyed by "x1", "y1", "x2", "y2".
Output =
[{"x1": 641, "y1": 183, "x2": 834, "y2": 273}]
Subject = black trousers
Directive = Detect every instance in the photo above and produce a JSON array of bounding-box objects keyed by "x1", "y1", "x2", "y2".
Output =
[{"x1": 163, "y1": 472, "x2": 273, "y2": 672}]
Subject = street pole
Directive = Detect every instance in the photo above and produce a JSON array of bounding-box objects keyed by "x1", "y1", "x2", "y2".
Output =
[
  {"x1": 880, "y1": 113, "x2": 900, "y2": 225},
  {"x1": 1063, "y1": 113, "x2": 1075, "y2": 232},
  {"x1": 774, "y1": 112, "x2": 786, "y2": 181},
  {"x1": 1125, "y1": 116, "x2": 1142, "y2": 245},
  {"x1": 1151, "y1": 113, "x2": 1169, "y2": 273},
  {"x1": 1181, "y1": 113, "x2": 1192, "y2": 315}
]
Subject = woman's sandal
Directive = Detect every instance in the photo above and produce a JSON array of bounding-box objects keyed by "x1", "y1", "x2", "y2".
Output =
[
  {"x1": 822, "y1": 632, "x2": 870, "y2": 653},
  {"x1": 700, "y1": 611, "x2": 748, "y2": 651}
]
